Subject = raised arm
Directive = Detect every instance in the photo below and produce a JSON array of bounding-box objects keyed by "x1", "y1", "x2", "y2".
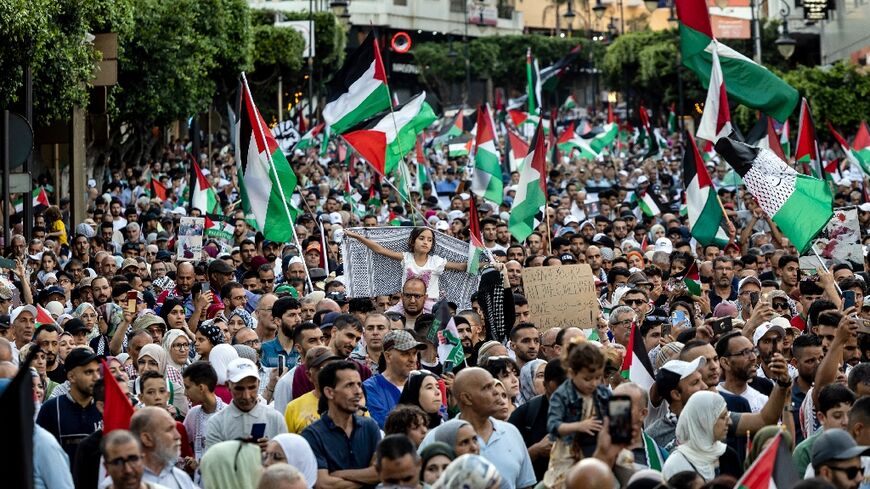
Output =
[
  {"x1": 343, "y1": 230, "x2": 403, "y2": 261},
  {"x1": 736, "y1": 354, "x2": 790, "y2": 434}
]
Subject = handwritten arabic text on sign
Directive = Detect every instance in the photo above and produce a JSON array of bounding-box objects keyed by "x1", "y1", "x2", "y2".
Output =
[{"x1": 521, "y1": 264, "x2": 599, "y2": 331}]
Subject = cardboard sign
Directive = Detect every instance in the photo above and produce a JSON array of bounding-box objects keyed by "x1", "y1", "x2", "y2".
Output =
[
  {"x1": 176, "y1": 217, "x2": 205, "y2": 261},
  {"x1": 521, "y1": 264, "x2": 600, "y2": 331}
]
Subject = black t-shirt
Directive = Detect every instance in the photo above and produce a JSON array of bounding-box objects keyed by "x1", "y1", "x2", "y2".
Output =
[
  {"x1": 508, "y1": 394, "x2": 550, "y2": 482},
  {"x1": 47, "y1": 363, "x2": 67, "y2": 384},
  {"x1": 749, "y1": 375, "x2": 774, "y2": 397}
]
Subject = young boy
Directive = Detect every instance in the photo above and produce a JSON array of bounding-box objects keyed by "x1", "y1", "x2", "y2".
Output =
[
  {"x1": 794, "y1": 383, "x2": 856, "y2": 476},
  {"x1": 182, "y1": 361, "x2": 227, "y2": 463}
]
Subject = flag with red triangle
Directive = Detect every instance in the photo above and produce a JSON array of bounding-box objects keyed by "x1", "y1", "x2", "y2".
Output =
[
  {"x1": 828, "y1": 121, "x2": 870, "y2": 176},
  {"x1": 735, "y1": 433, "x2": 799, "y2": 489},
  {"x1": 504, "y1": 130, "x2": 530, "y2": 172},
  {"x1": 467, "y1": 195, "x2": 486, "y2": 275},
  {"x1": 35, "y1": 305, "x2": 55, "y2": 327},
  {"x1": 191, "y1": 156, "x2": 220, "y2": 215},
  {"x1": 795, "y1": 98, "x2": 824, "y2": 179},
  {"x1": 619, "y1": 322, "x2": 655, "y2": 391},
  {"x1": 151, "y1": 178, "x2": 167, "y2": 201},
  {"x1": 682, "y1": 260, "x2": 701, "y2": 296},
  {"x1": 696, "y1": 41, "x2": 732, "y2": 143},
  {"x1": 101, "y1": 360, "x2": 135, "y2": 434}
]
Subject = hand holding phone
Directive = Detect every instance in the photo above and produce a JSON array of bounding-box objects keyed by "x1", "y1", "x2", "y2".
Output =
[
  {"x1": 277, "y1": 354, "x2": 285, "y2": 377},
  {"x1": 606, "y1": 395, "x2": 633, "y2": 445},
  {"x1": 250, "y1": 423, "x2": 266, "y2": 440},
  {"x1": 750, "y1": 292, "x2": 760, "y2": 309},
  {"x1": 843, "y1": 290, "x2": 856, "y2": 311},
  {"x1": 126, "y1": 291, "x2": 138, "y2": 314}
]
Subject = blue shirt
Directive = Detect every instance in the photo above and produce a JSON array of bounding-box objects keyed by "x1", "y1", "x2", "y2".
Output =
[
  {"x1": 301, "y1": 412, "x2": 381, "y2": 473},
  {"x1": 36, "y1": 393, "x2": 102, "y2": 464},
  {"x1": 34, "y1": 425, "x2": 74, "y2": 489},
  {"x1": 362, "y1": 374, "x2": 402, "y2": 429},
  {"x1": 260, "y1": 338, "x2": 300, "y2": 369}
]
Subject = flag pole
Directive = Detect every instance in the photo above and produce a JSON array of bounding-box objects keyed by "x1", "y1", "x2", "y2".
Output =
[
  {"x1": 241, "y1": 72, "x2": 314, "y2": 293},
  {"x1": 812, "y1": 244, "x2": 843, "y2": 295}
]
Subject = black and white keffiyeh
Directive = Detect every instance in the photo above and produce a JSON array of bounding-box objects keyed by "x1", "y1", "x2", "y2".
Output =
[{"x1": 341, "y1": 226, "x2": 481, "y2": 308}]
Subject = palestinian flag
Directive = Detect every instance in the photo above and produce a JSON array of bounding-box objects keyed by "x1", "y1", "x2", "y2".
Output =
[
  {"x1": 101, "y1": 360, "x2": 134, "y2": 433},
  {"x1": 639, "y1": 106, "x2": 660, "y2": 159},
  {"x1": 191, "y1": 157, "x2": 220, "y2": 214},
  {"x1": 619, "y1": 322, "x2": 655, "y2": 391},
  {"x1": 204, "y1": 214, "x2": 234, "y2": 242},
  {"x1": 747, "y1": 115, "x2": 786, "y2": 162},
  {"x1": 561, "y1": 94, "x2": 578, "y2": 112},
  {"x1": 557, "y1": 122, "x2": 598, "y2": 160},
  {"x1": 505, "y1": 130, "x2": 529, "y2": 172},
  {"x1": 526, "y1": 47, "x2": 540, "y2": 114},
  {"x1": 675, "y1": 0, "x2": 798, "y2": 121},
  {"x1": 828, "y1": 122, "x2": 870, "y2": 176},
  {"x1": 319, "y1": 124, "x2": 331, "y2": 157},
  {"x1": 434, "y1": 110, "x2": 465, "y2": 147},
  {"x1": 696, "y1": 41, "x2": 732, "y2": 143},
  {"x1": 34, "y1": 304, "x2": 56, "y2": 327},
  {"x1": 853, "y1": 121, "x2": 870, "y2": 172},
  {"x1": 322, "y1": 31, "x2": 392, "y2": 134},
  {"x1": 509, "y1": 121, "x2": 547, "y2": 242},
  {"x1": 588, "y1": 123, "x2": 619, "y2": 153},
  {"x1": 467, "y1": 196, "x2": 486, "y2": 275},
  {"x1": 539, "y1": 45, "x2": 581, "y2": 92},
  {"x1": 471, "y1": 105, "x2": 503, "y2": 205},
  {"x1": 577, "y1": 119, "x2": 592, "y2": 137},
  {"x1": 236, "y1": 75, "x2": 301, "y2": 242},
  {"x1": 342, "y1": 92, "x2": 437, "y2": 176},
  {"x1": 295, "y1": 123, "x2": 324, "y2": 151},
  {"x1": 150, "y1": 177, "x2": 167, "y2": 201},
  {"x1": 387, "y1": 211, "x2": 402, "y2": 226},
  {"x1": 430, "y1": 300, "x2": 465, "y2": 372},
  {"x1": 780, "y1": 119, "x2": 791, "y2": 161},
  {"x1": 447, "y1": 134, "x2": 473, "y2": 158},
  {"x1": 634, "y1": 190, "x2": 662, "y2": 217},
  {"x1": 684, "y1": 132, "x2": 730, "y2": 247},
  {"x1": 795, "y1": 98, "x2": 824, "y2": 179},
  {"x1": 682, "y1": 260, "x2": 702, "y2": 295},
  {"x1": 508, "y1": 110, "x2": 543, "y2": 130},
  {"x1": 13, "y1": 188, "x2": 50, "y2": 213},
  {"x1": 642, "y1": 432, "x2": 664, "y2": 472},
  {"x1": 735, "y1": 433, "x2": 799, "y2": 489},
  {"x1": 715, "y1": 136, "x2": 832, "y2": 254},
  {"x1": 667, "y1": 102, "x2": 678, "y2": 134}
]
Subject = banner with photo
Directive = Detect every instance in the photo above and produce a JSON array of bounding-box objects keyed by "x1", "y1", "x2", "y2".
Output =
[
  {"x1": 177, "y1": 217, "x2": 205, "y2": 261},
  {"x1": 799, "y1": 206, "x2": 864, "y2": 272}
]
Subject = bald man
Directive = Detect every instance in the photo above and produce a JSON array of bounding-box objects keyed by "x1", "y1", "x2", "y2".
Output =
[
  {"x1": 566, "y1": 458, "x2": 616, "y2": 489},
  {"x1": 420, "y1": 368, "x2": 536, "y2": 489}
]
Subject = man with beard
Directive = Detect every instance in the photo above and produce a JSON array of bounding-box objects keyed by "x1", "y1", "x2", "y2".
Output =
[
  {"x1": 363, "y1": 330, "x2": 426, "y2": 428},
  {"x1": 37, "y1": 348, "x2": 102, "y2": 463},
  {"x1": 11, "y1": 304, "x2": 37, "y2": 350},
  {"x1": 91, "y1": 275, "x2": 114, "y2": 307},
  {"x1": 585, "y1": 245, "x2": 606, "y2": 282},
  {"x1": 350, "y1": 313, "x2": 389, "y2": 375},
  {"x1": 717, "y1": 331, "x2": 771, "y2": 413},
  {"x1": 130, "y1": 407, "x2": 193, "y2": 489},
  {"x1": 261, "y1": 297, "x2": 303, "y2": 370},
  {"x1": 396, "y1": 278, "x2": 427, "y2": 330},
  {"x1": 709, "y1": 256, "x2": 737, "y2": 310},
  {"x1": 328, "y1": 314, "x2": 365, "y2": 363},
  {"x1": 753, "y1": 321, "x2": 796, "y2": 386},
  {"x1": 101, "y1": 430, "x2": 149, "y2": 489},
  {"x1": 455, "y1": 316, "x2": 476, "y2": 361},
  {"x1": 509, "y1": 323, "x2": 540, "y2": 371},
  {"x1": 791, "y1": 334, "x2": 823, "y2": 444},
  {"x1": 506, "y1": 260, "x2": 524, "y2": 295},
  {"x1": 34, "y1": 324, "x2": 66, "y2": 383}
]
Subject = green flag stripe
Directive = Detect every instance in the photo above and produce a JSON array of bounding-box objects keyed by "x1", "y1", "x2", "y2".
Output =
[
  {"x1": 771, "y1": 174, "x2": 833, "y2": 254},
  {"x1": 330, "y1": 84, "x2": 391, "y2": 134}
]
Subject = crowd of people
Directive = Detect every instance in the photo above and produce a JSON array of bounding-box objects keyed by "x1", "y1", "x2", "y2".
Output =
[{"x1": 1, "y1": 119, "x2": 870, "y2": 489}]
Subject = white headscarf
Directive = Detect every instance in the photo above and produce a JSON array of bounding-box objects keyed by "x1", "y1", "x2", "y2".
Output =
[
  {"x1": 162, "y1": 330, "x2": 189, "y2": 371},
  {"x1": 518, "y1": 359, "x2": 547, "y2": 405},
  {"x1": 209, "y1": 344, "x2": 239, "y2": 385},
  {"x1": 674, "y1": 390, "x2": 728, "y2": 480},
  {"x1": 273, "y1": 434, "x2": 318, "y2": 488}
]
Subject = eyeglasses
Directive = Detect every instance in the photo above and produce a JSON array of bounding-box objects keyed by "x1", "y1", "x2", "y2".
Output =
[
  {"x1": 827, "y1": 466, "x2": 863, "y2": 479},
  {"x1": 242, "y1": 339, "x2": 261, "y2": 348},
  {"x1": 771, "y1": 301, "x2": 789, "y2": 310},
  {"x1": 106, "y1": 454, "x2": 143, "y2": 468},
  {"x1": 623, "y1": 299, "x2": 646, "y2": 306},
  {"x1": 725, "y1": 348, "x2": 757, "y2": 358},
  {"x1": 173, "y1": 342, "x2": 190, "y2": 351}
]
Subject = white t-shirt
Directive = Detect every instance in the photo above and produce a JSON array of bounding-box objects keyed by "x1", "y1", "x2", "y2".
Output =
[
  {"x1": 402, "y1": 252, "x2": 447, "y2": 300},
  {"x1": 718, "y1": 384, "x2": 768, "y2": 414}
]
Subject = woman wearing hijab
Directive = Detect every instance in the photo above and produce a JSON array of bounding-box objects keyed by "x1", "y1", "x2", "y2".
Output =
[
  {"x1": 74, "y1": 302, "x2": 99, "y2": 340},
  {"x1": 744, "y1": 426, "x2": 792, "y2": 470},
  {"x1": 432, "y1": 454, "x2": 501, "y2": 489},
  {"x1": 420, "y1": 442, "x2": 455, "y2": 487},
  {"x1": 429, "y1": 419, "x2": 480, "y2": 456},
  {"x1": 159, "y1": 297, "x2": 195, "y2": 340},
  {"x1": 194, "y1": 320, "x2": 225, "y2": 361},
  {"x1": 208, "y1": 343, "x2": 239, "y2": 404},
  {"x1": 662, "y1": 390, "x2": 740, "y2": 481},
  {"x1": 397, "y1": 370, "x2": 443, "y2": 429},
  {"x1": 132, "y1": 343, "x2": 189, "y2": 417},
  {"x1": 262, "y1": 433, "x2": 318, "y2": 488},
  {"x1": 90, "y1": 303, "x2": 127, "y2": 357},
  {"x1": 518, "y1": 359, "x2": 547, "y2": 405},
  {"x1": 162, "y1": 329, "x2": 191, "y2": 372},
  {"x1": 200, "y1": 440, "x2": 262, "y2": 489},
  {"x1": 227, "y1": 308, "x2": 254, "y2": 338}
]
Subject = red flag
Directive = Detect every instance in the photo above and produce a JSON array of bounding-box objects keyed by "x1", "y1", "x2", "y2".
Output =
[
  {"x1": 607, "y1": 101, "x2": 614, "y2": 124},
  {"x1": 151, "y1": 178, "x2": 167, "y2": 201},
  {"x1": 468, "y1": 195, "x2": 483, "y2": 244},
  {"x1": 101, "y1": 360, "x2": 134, "y2": 434},
  {"x1": 854, "y1": 121, "x2": 870, "y2": 149},
  {"x1": 766, "y1": 116, "x2": 786, "y2": 161}
]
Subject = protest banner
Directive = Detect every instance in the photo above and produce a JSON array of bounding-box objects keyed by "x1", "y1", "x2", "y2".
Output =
[
  {"x1": 799, "y1": 206, "x2": 864, "y2": 272},
  {"x1": 521, "y1": 264, "x2": 599, "y2": 331},
  {"x1": 176, "y1": 217, "x2": 205, "y2": 261}
]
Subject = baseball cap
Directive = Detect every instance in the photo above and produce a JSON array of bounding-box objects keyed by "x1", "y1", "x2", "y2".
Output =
[
  {"x1": 661, "y1": 357, "x2": 706, "y2": 380},
  {"x1": 435, "y1": 221, "x2": 449, "y2": 232},
  {"x1": 308, "y1": 349, "x2": 343, "y2": 369},
  {"x1": 859, "y1": 203, "x2": 870, "y2": 213},
  {"x1": 132, "y1": 314, "x2": 166, "y2": 333},
  {"x1": 752, "y1": 321, "x2": 785, "y2": 346},
  {"x1": 208, "y1": 259, "x2": 234, "y2": 275},
  {"x1": 309, "y1": 268, "x2": 328, "y2": 281},
  {"x1": 320, "y1": 311, "x2": 342, "y2": 330},
  {"x1": 559, "y1": 253, "x2": 577, "y2": 264},
  {"x1": 155, "y1": 250, "x2": 173, "y2": 261},
  {"x1": 563, "y1": 215, "x2": 580, "y2": 226},
  {"x1": 121, "y1": 258, "x2": 138, "y2": 270},
  {"x1": 737, "y1": 276, "x2": 762, "y2": 292},
  {"x1": 44, "y1": 301, "x2": 65, "y2": 318},
  {"x1": 64, "y1": 348, "x2": 99, "y2": 371},
  {"x1": 769, "y1": 315, "x2": 800, "y2": 335},
  {"x1": 305, "y1": 243, "x2": 322, "y2": 254},
  {"x1": 226, "y1": 358, "x2": 259, "y2": 383},
  {"x1": 812, "y1": 429, "x2": 870, "y2": 469},
  {"x1": 654, "y1": 237, "x2": 673, "y2": 254},
  {"x1": 760, "y1": 244, "x2": 776, "y2": 255},
  {"x1": 593, "y1": 234, "x2": 615, "y2": 249},
  {"x1": 10, "y1": 305, "x2": 37, "y2": 325},
  {"x1": 628, "y1": 272, "x2": 652, "y2": 287},
  {"x1": 383, "y1": 330, "x2": 426, "y2": 352}
]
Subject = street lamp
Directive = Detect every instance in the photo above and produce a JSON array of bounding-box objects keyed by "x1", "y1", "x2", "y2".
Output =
[
  {"x1": 593, "y1": 0, "x2": 607, "y2": 20},
  {"x1": 329, "y1": 0, "x2": 350, "y2": 19},
  {"x1": 564, "y1": 0, "x2": 576, "y2": 36},
  {"x1": 774, "y1": 2, "x2": 796, "y2": 59},
  {"x1": 644, "y1": 0, "x2": 659, "y2": 12}
]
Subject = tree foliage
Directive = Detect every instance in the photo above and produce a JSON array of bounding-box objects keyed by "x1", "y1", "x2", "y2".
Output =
[
  {"x1": 781, "y1": 62, "x2": 870, "y2": 135},
  {"x1": 413, "y1": 34, "x2": 605, "y2": 102},
  {"x1": 0, "y1": 0, "x2": 134, "y2": 124}
]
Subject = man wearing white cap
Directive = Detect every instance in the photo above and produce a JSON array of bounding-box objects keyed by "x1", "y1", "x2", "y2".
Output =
[
  {"x1": 205, "y1": 358, "x2": 287, "y2": 449},
  {"x1": 11, "y1": 304, "x2": 37, "y2": 350},
  {"x1": 754, "y1": 319, "x2": 798, "y2": 381},
  {"x1": 645, "y1": 357, "x2": 709, "y2": 450}
]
